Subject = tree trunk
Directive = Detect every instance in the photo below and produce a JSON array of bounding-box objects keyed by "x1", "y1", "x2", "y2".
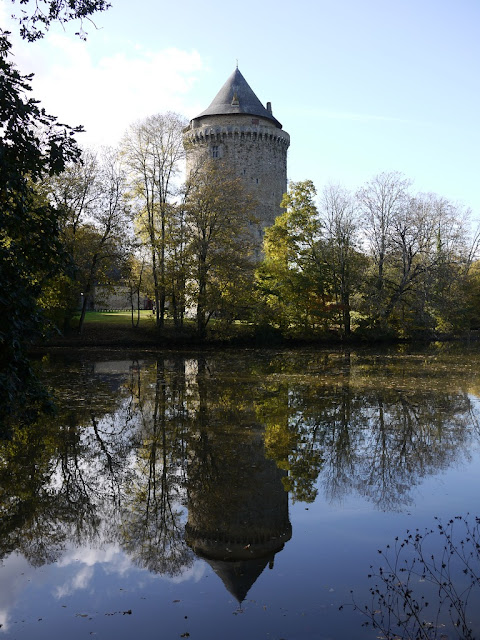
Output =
[
  {"x1": 78, "y1": 288, "x2": 90, "y2": 334},
  {"x1": 151, "y1": 247, "x2": 160, "y2": 328},
  {"x1": 159, "y1": 212, "x2": 166, "y2": 328},
  {"x1": 196, "y1": 252, "x2": 208, "y2": 338}
]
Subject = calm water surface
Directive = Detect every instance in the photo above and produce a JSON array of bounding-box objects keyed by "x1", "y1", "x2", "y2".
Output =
[{"x1": 2, "y1": 345, "x2": 480, "y2": 639}]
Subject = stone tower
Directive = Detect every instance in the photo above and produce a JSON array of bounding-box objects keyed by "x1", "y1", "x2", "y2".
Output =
[{"x1": 183, "y1": 68, "x2": 290, "y2": 242}]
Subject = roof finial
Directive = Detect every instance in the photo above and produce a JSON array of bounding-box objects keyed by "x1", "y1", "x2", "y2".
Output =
[{"x1": 236, "y1": 59, "x2": 239, "y2": 69}]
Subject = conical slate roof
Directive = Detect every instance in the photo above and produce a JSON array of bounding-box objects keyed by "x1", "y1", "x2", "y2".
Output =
[
  {"x1": 207, "y1": 556, "x2": 273, "y2": 603},
  {"x1": 195, "y1": 68, "x2": 283, "y2": 129}
]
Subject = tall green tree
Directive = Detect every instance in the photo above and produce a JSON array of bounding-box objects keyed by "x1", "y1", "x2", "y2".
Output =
[
  {"x1": 0, "y1": 31, "x2": 82, "y2": 426},
  {"x1": 1, "y1": 0, "x2": 111, "y2": 427},
  {"x1": 257, "y1": 180, "x2": 331, "y2": 334}
]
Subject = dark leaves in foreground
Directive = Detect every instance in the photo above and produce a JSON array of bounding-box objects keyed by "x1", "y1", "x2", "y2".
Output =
[{"x1": 350, "y1": 514, "x2": 480, "y2": 639}]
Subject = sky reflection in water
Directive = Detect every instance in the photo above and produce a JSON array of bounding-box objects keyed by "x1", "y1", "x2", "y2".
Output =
[{"x1": 1, "y1": 346, "x2": 480, "y2": 639}]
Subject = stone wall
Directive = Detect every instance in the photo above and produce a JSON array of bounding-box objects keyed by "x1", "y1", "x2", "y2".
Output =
[{"x1": 184, "y1": 113, "x2": 290, "y2": 239}]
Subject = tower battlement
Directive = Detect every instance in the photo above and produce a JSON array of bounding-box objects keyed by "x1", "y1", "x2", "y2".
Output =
[{"x1": 184, "y1": 123, "x2": 290, "y2": 147}]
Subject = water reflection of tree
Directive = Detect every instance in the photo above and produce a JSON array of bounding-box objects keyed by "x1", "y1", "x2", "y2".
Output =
[
  {"x1": 349, "y1": 390, "x2": 472, "y2": 510},
  {"x1": 0, "y1": 356, "x2": 195, "y2": 577},
  {"x1": 260, "y1": 375, "x2": 477, "y2": 510},
  {"x1": 2, "y1": 349, "x2": 480, "y2": 580},
  {"x1": 119, "y1": 358, "x2": 193, "y2": 576},
  {"x1": 0, "y1": 411, "x2": 104, "y2": 566},
  {"x1": 0, "y1": 359, "x2": 136, "y2": 566}
]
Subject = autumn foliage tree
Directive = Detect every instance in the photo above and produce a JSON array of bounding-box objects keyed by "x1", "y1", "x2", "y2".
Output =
[
  {"x1": 121, "y1": 112, "x2": 187, "y2": 328},
  {"x1": 257, "y1": 180, "x2": 332, "y2": 334},
  {"x1": 257, "y1": 175, "x2": 479, "y2": 340},
  {"x1": 183, "y1": 159, "x2": 257, "y2": 337},
  {"x1": 47, "y1": 147, "x2": 131, "y2": 332}
]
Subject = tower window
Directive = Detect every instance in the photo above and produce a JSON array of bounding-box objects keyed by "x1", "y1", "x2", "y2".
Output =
[{"x1": 211, "y1": 145, "x2": 219, "y2": 158}]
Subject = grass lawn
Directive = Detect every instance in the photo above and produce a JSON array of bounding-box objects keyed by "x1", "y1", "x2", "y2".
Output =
[
  {"x1": 55, "y1": 311, "x2": 260, "y2": 346},
  {"x1": 74, "y1": 310, "x2": 156, "y2": 326}
]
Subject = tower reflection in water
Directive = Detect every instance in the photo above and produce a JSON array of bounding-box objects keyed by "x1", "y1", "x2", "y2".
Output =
[{"x1": 185, "y1": 426, "x2": 292, "y2": 603}]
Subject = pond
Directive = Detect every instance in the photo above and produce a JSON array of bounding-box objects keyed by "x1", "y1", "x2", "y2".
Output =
[{"x1": 2, "y1": 345, "x2": 480, "y2": 639}]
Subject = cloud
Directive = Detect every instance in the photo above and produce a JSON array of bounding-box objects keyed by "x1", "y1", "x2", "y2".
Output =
[
  {"x1": 0, "y1": 3, "x2": 8, "y2": 26},
  {"x1": 53, "y1": 545, "x2": 133, "y2": 598},
  {"x1": 0, "y1": 553, "x2": 35, "y2": 633},
  {"x1": 56, "y1": 544, "x2": 131, "y2": 571},
  {"x1": 54, "y1": 565, "x2": 95, "y2": 598},
  {"x1": 170, "y1": 560, "x2": 205, "y2": 584},
  {"x1": 6, "y1": 26, "x2": 203, "y2": 148}
]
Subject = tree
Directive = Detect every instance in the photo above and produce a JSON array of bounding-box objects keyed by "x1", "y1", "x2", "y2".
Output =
[
  {"x1": 1, "y1": 0, "x2": 111, "y2": 427},
  {"x1": 357, "y1": 179, "x2": 479, "y2": 337},
  {"x1": 257, "y1": 180, "x2": 331, "y2": 334},
  {"x1": 183, "y1": 159, "x2": 257, "y2": 337},
  {"x1": 0, "y1": 31, "x2": 83, "y2": 427},
  {"x1": 121, "y1": 112, "x2": 187, "y2": 328},
  {"x1": 415, "y1": 194, "x2": 479, "y2": 334},
  {"x1": 164, "y1": 201, "x2": 189, "y2": 329},
  {"x1": 321, "y1": 183, "x2": 365, "y2": 336},
  {"x1": 48, "y1": 147, "x2": 131, "y2": 332},
  {"x1": 45, "y1": 148, "x2": 100, "y2": 327},
  {"x1": 9, "y1": 0, "x2": 111, "y2": 41},
  {"x1": 125, "y1": 249, "x2": 149, "y2": 328},
  {"x1": 357, "y1": 171, "x2": 411, "y2": 325},
  {"x1": 465, "y1": 260, "x2": 480, "y2": 331}
]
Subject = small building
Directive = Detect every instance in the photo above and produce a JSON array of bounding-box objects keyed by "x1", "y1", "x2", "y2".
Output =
[{"x1": 90, "y1": 284, "x2": 151, "y2": 312}]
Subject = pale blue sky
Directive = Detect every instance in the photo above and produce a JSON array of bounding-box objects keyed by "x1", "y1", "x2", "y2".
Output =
[{"x1": 3, "y1": 0, "x2": 479, "y2": 215}]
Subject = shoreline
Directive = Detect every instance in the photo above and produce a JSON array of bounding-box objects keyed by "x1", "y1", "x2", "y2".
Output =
[{"x1": 30, "y1": 322, "x2": 480, "y2": 354}]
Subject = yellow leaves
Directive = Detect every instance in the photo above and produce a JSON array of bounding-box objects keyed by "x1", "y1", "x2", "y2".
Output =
[{"x1": 264, "y1": 422, "x2": 296, "y2": 461}]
